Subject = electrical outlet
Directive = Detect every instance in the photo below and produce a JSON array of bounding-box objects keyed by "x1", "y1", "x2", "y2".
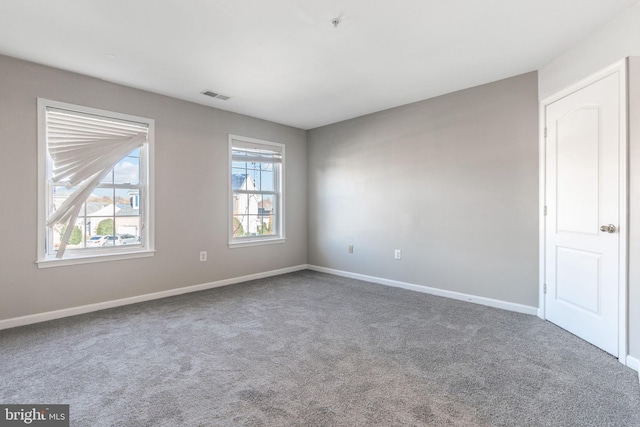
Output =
[
  {"x1": 394, "y1": 249, "x2": 401, "y2": 260},
  {"x1": 348, "y1": 245, "x2": 354, "y2": 253},
  {"x1": 200, "y1": 251, "x2": 207, "y2": 262}
]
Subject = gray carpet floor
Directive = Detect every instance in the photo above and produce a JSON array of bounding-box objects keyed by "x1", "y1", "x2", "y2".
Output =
[{"x1": 1, "y1": 270, "x2": 639, "y2": 426}]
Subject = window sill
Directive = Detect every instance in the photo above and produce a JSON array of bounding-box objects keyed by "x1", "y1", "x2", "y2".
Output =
[
  {"x1": 36, "y1": 249, "x2": 155, "y2": 269},
  {"x1": 229, "y1": 237, "x2": 285, "y2": 249}
]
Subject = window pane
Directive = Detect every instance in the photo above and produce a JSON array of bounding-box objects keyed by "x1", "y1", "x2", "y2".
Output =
[
  {"x1": 232, "y1": 161, "x2": 248, "y2": 169},
  {"x1": 233, "y1": 215, "x2": 247, "y2": 237},
  {"x1": 232, "y1": 170, "x2": 250, "y2": 191},
  {"x1": 89, "y1": 217, "x2": 115, "y2": 238},
  {"x1": 68, "y1": 219, "x2": 86, "y2": 248},
  {"x1": 52, "y1": 217, "x2": 86, "y2": 251},
  {"x1": 239, "y1": 214, "x2": 274, "y2": 236},
  {"x1": 246, "y1": 215, "x2": 261, "y2": 235},
  {"x1": 88, "y1": 188, "x2": 115, "y2": 206},
  {"x1": 52, "y1": 185, "x2": 77, "y2": 212},
  {"x1": 260, "y1": 215, "x2": 275, "y2": 235},
  {"x1": 235, "y1": 192, "x2": 260, "y2": 235},
  {"x1": 256, "y1": 162, "x2": 273, "y2": 172},
  {"x1": 233, "y1": 192, "x2": 249, "y2": 213},
  {"x1": 251, "y1": 169, "x2": 262, "y2": 190},
  {"x1": 259, "y1": 170, "x2": 274, "y2": 191},
  {"x1": 100, "y1": 169, "x2": 114, "y2": 185},
  {"x1": 259, "y1": 193, "x2": 276, "y2": 236},
  {"x1": 115, "y1": 189, "x2": 140, "y2": 216},
  {"x1": 114, "y1": 155, "x2": 140, "y2": 185},
  {"x1": 74, "y1": 205, "x2": 89, "y2": 248},
  {"x1": 260, "y1": 194, "x2": 276, "y2": 216},
  {"x1": 116, "y1": 217, "x2": 141, "y2": 244}
]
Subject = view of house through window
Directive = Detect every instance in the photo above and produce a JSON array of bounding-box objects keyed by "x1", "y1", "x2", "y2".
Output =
[
  {"x1": 230, "y1": 135, "x2": 284, "y2": 245},
  {"x1": 38, "y1": 99, "x2": 154, "y2": 264},
  {"x1": 51, "y1": 151, "x2": 143, "y2": 251}
]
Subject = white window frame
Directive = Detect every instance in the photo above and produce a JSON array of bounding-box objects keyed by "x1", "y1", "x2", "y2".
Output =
[
  {"x1": 228, "y1": 134, "x2": 285, "y2": 248},
  {"x1": 37, "y1": 99, "x2": 155, "y2": 268}
]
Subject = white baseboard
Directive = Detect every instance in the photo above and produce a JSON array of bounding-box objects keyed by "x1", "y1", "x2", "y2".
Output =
[
  {"x1": 627, "y1": 355, "x2": 640, "y2": 380},
  {"x1": 0, "y1": 264, "x2": 308, "y2": 331},
  {"x1": 307, "y1": 265, "x2": 538, "y2": 316}
]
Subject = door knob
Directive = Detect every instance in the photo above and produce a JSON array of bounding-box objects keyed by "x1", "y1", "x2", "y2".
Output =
[{"x1": 600, "y1": 224, "x2": 617, "y2": 233}]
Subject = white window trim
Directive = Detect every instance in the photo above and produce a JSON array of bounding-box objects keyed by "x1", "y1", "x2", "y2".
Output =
[
  {"x1": 37, "y1": 99, "x2": 155, "y2": 268},
  {"x1": 228, "y1": 134, "x2": 285, "y2": 248}
]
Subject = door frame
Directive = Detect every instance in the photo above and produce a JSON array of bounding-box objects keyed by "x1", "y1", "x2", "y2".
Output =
[{"x1": 539, "y1": 58, "x2": 628, "y2": 364}]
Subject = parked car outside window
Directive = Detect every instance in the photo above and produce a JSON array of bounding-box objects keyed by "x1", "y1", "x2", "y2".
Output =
[
  {"x1": 119, "y1": 234, "x2": 139, "y2": 244},
  {"x1": 105, "y1": 235, "x2": 122, "y2": 246},
  {"x1": 85, "y1": 234, "x2": 140, "y2": 247},
  {"x1": 86, "y1": 236, "x2": 108, "y2": 247}
]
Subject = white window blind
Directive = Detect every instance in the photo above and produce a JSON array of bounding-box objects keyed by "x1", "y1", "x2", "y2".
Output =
[
  {"x1": 45, "y1": 107, "x2": 148, "y2": 258},
  {"x1": 231, "y1": 140, "x2": 283, "y2": 164}
]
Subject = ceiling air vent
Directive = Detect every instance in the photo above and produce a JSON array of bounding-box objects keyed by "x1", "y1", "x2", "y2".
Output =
[{"x1": 201, "y1": 90, "x2": 230, "y2": 101}]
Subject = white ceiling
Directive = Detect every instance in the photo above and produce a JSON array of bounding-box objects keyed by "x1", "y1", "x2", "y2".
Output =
[{"x1": 0, "y1": 0, "x2": 637, "y2": 130}]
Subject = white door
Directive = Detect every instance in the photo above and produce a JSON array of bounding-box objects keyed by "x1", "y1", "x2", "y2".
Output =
[{"x1": 544, "y1": 70, "x2": 625, "y2": 357}]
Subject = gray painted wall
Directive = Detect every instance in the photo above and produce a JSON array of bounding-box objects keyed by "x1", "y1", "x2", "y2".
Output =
[
  {"x1": 0, "y1": 55, "x2": 307, "y2": 321},
  {"x1": 539, "y1": 3, "x2": 640, "y2": 362},
  {"x1": 307, "y1": 72, "x2": 539, "y2": 308}
]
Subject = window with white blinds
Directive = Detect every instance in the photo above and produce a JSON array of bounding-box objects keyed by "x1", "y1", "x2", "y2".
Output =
[
  {"x1": 37, "y1": 99, "x2": 155, "y2": 266},
  {"x1": 229, "y1": 134, "x2": 285, "y2": 247}
]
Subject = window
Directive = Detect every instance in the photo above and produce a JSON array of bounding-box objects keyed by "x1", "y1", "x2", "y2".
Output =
[
  {"x1": 229, "y1": 134, "x2": 284, "y2": 247},
  {"x1": 37, "y1": 99, "x2": 154, "y2": 267}
]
